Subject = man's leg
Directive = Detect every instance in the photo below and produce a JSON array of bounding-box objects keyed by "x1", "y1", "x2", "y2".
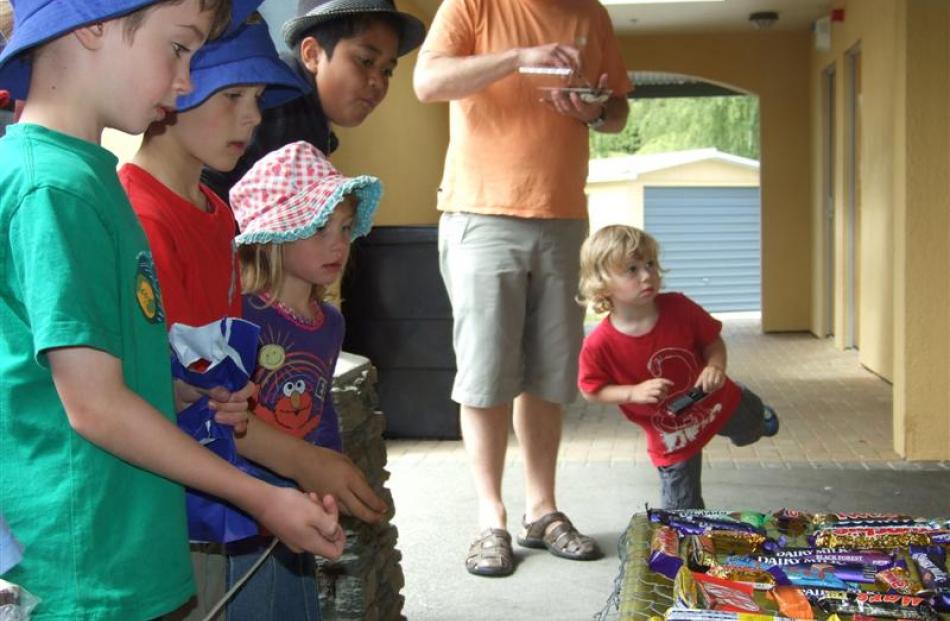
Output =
[
  {"x1": 461, "y1": 403, "x2": 512, "y2": 530},
  {"x1": 512, "y1": 392, "x2": 562, "y2": 522}
]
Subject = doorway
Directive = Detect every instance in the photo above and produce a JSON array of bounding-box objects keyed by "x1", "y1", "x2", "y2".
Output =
[{"x1": 845, "y1": 46, "x2": 862, "y2": 349}]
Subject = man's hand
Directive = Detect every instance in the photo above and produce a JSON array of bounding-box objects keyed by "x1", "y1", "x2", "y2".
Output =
[
  {"x1": 290, "y1": 444, "x2": 389, "y2": 524},
  {"x1": 627, "y1": 378, "x2": 674, "y2": 404},
  {"x1": 544, "y1": 73, "x2": 610, "y2": 124},
  {"x1": 173, "y1": 379, "x2": 253, "y2": 436},
  {"x1": 516, "y1": 42, "x2": 581, "y2": 73}
]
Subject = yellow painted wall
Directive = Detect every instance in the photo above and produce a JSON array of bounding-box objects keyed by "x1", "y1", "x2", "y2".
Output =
[
  {"x1": 586, "y1": 159, "x2": 759, "y2": 234},
  {"x1": 331, "y1": 0, "x2": 448, "y2": 226},
  {"x1": 893, "y1": 0, "x2": 950, "y2": 459},
  {"x1": 616, "y1": 32, "x2": 812, "y2": 332},
  {"x1": 809, "y1": 0, "x2": 950, "y2": 459},
  {"x1": 809, "y1": 0, "x2": 902, "y2": 380}
]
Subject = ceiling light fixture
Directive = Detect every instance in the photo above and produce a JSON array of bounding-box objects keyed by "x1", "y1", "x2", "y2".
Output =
[{"x1": 749, "y1": 11, "x2": 779, "y2": 29}]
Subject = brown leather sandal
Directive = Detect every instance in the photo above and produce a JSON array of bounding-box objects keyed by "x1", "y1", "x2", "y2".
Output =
[
  {"x1": 517, "y1": 511, "x2": 602, "y2": 560},
  {"x1": 465, "y1": 528, "x2": 514, "y2": 576}
]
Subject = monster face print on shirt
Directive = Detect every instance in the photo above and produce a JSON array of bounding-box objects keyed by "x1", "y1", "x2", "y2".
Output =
[{"x1": 251, "y1": 331, "x2": 332, "y2": 439}]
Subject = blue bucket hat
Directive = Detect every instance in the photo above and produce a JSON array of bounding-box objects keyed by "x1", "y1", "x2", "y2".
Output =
[
  {"x1": 177, "y1": 16, "x2": 310, "y2": 113},
  {"x1": 226, "y1": 0, "x2": 263, "y2": 36},
  {"x1": 0, "y1": 0, "x2": 163, "y2": 99}
]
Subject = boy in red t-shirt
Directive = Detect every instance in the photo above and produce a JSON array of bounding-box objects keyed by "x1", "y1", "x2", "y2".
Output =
[{"x1": 577, "y1": 225, "x2": 779, "y2": 509}]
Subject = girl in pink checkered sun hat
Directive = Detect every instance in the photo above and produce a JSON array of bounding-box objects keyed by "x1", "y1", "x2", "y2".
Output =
[{"x1": 229, "y1": 139, "x2": 379, "y2": 500}]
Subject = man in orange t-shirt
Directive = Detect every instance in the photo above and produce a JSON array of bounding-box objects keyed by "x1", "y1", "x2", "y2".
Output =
[{"x1": 414, "y1": 0, "x2": 632, "y2": 577}]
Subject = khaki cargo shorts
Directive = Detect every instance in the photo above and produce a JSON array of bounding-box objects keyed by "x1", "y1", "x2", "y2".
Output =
[{"x1": 438, "y1": 212, "x2": 587, "y2": 408}]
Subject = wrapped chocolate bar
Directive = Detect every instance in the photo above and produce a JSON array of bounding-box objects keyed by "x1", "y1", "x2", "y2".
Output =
[
  {"x1": 656, "y1": 510, "x2": 768, "y2": 530},
  {"x1": 776, "y1": 548, "x2": 896, "y2": 568},
  {"x1": 649, "y1": 525, "x2": 684, "y2": 580},
  {"x1": 707, "y1": 565, "x2": 779, "y2": 590},
  {"x1": 772, "y1": 509, "x2": 813, "y2": 536},
  {"x1": 816, "y1": 591, "x2": 940, "y2": 620},
  {"x1": 910, "y1": 545, "x2": 950, "y2": 611},
  {"x1": 664, "y1": 610, "x2": 799, "y2": 620},
  {"x1": 874, "y1": 566, "x2": 924, "y2": 595},
  {"x1": 813, "y1": 512, "x2": 914, "y2": 527},
  {"x1": 673, "y1": 566, "x2": 761, "y2": 613},
  {"x1": 782, "y1": 564, "x2": 852, "y2": 591},
  {"x1": 707, "y1": 529, "x2": 767, "y2": 555},
  {"x1": 813, "y1": 526, "x2": 933, "y2": 549},
  {"x1": 685, "y1": 534, "x2": 718, "y2": 571},
  {"x1": 766, "y1": 586, "x2": 814, "y2": 619},
  {"x1": 649, "y1": 509, "x2": 764, "y2": 536}
]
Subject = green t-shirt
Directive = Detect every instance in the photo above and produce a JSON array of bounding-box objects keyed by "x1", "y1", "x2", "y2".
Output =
[{"x1": 0, "y1": 124, "x2": 194, "y2": 619}]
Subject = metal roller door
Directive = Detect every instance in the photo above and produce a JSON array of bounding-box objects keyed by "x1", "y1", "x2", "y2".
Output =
[{"x1": 644, "y1": 186, "x2": 761, "y2": 312}]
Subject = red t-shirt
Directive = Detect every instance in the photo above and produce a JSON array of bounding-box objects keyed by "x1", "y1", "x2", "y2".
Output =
[
  {"x1": 120, "y1": 163, "x2": 241, "y2": 327},
  {"x1": 578, "y1": 292, "x2": 741, "y2": 467}
]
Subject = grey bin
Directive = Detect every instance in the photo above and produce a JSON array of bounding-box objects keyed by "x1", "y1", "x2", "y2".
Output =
[{"x1": 341, "y1": 226, "x2": 461, "y2": 439}]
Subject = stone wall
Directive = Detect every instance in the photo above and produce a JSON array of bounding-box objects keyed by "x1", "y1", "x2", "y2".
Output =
[{"x1": 317, "y1": 353, "x2": 406, "y2": 621}]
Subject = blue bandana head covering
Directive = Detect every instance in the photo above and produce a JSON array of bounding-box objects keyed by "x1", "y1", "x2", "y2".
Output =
[{"x1": 177, "y1": 15, "x2": 310, "y2": 112}]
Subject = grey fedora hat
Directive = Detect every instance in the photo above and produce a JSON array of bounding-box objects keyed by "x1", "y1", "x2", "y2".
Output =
[{"x1": 282, "y1": 0, "x2": 425, "y2": 57}]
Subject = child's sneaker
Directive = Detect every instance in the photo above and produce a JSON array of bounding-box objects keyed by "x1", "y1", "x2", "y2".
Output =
[{"x1": 762, "y1": 405, "x2": 780, "y2": 437}]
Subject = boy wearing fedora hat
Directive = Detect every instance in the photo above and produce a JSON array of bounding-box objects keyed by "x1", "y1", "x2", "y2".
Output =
[
  {"x1": 0, "y1": 2, "x2": 349, "y2": 618},
  {"x1": 203, "y1": 0, "x2": 425, "y2": 201}
]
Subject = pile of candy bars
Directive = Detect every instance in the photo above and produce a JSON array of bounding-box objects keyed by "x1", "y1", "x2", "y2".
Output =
[{"x1": 646, "y1": 509, "x2": 950, "y2": 620}]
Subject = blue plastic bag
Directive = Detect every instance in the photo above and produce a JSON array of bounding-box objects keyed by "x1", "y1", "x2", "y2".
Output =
[{"x1": 169, "y1": 318, "x2": 261, "y2": 544}]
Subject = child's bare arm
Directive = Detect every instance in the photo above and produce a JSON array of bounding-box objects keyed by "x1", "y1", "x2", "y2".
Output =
[
  {"x1": 582, "y1": 378, "x2": 673, "y2": 405},
  {"x1": 696, "y1": 337, "x2": 727, "y2": 393},
  {"x1": 48, "y1": 346, "x2": 345, "y2": 559},
  {"x1": 236, "y1": 418, "x2": 389, "y2": 524}
]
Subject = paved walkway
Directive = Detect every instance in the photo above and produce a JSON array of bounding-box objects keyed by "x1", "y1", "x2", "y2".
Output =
[{"x1": 386, "y1": 313, "x2": 949, "y2": 471}]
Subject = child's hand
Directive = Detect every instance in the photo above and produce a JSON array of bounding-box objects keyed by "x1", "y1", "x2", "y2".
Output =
[
  {"x1": 290, "y1": 444, "x2": 389, "y2": 524},
  {"x1": 207, "y1": 382, "x2": 255, "y2": 437},
  {"x1": 255, "y1": 486, "x2": 346, "y2": 559},
  {"x1": 695, "y1": 365, "x2": 725, "y2": 394},
  {"x1": 628, "y1": 378, "x2": 674, "y2": 404},
  {"x1": 172, "y1": 380, "x2": 253, "y2": 436}
]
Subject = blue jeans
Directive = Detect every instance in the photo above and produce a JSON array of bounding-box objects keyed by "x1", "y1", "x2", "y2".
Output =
[{"x1": 225, "y1": 537, "x2": 321, "y2": 621}]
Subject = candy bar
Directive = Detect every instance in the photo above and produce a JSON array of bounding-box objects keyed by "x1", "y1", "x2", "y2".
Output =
[
  {"x1": 813, "y1": 527, "x2": 933, "y2": 549},
  {"x1": 910, "y1": 545, "x2": 950, "y2": 611},
  {"x1": 875, "y1": 566, "x2": 924, "y2": 595},
  {"x1": 782, "y1": 564, "x2": 851, "y2": 590},
  {"x1": 664, "y1": 610, "x2": 798, "y2": 620},
  {"x1": 816, "y1": 591, "x2": 940, "y2": 620},
  {"x1": 707, "y1": 565, "x2": 778, "y2": 590},
  {"x1": 813, "y1": 512, "x2": 913, "y2": 526},
  {"x1": 649, "y1": 525, "x2": 684, "y2": 580}
]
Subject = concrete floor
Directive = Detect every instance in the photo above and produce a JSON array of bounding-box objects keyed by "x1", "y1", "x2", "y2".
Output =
[{"x1": 382, "y1": 315, "x2": 950, "y2": 620}]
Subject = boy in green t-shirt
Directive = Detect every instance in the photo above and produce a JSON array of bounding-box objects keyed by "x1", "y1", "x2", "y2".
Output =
[{"x1": 0, "y1": 2, "x2": 345, "y2": 619}]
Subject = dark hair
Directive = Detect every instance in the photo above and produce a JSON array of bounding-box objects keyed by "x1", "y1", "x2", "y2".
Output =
[{"x1": 296, "y1": 13, "x2": 402, "y2": 60}]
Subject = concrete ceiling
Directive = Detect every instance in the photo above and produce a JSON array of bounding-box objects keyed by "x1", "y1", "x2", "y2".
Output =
[{"x1": 412, "y1": 0, "x2": 835, "y2": 35}]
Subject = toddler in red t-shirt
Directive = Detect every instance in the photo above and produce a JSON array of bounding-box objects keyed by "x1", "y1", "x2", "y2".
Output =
[{"x1": 577, "y1": 225, "x2": 778, "y2": 510}]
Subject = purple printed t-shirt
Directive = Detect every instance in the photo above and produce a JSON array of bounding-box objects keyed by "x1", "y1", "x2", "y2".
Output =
[{"x1": 243, "y1": 294, "x2": 344, "y2": 454}]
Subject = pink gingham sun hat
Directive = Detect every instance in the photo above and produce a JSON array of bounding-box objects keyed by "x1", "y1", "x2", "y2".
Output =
[{"x1": 230, "y1": 141, "x2": 380, "y2": 245}]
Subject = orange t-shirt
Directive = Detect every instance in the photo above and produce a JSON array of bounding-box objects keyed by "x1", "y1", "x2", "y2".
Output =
[{"x1": 423, "y1": 0, "x2": 632, "y2": 220}]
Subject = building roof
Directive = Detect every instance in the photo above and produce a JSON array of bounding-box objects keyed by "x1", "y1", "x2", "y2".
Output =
[{"x1": 587, "y1": 148, "x2": 760, "y2": 183}]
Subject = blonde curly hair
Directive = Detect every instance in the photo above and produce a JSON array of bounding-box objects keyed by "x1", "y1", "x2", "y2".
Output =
[{"x1": 577, "y1": 225, "x2": 664, "y2": 314}]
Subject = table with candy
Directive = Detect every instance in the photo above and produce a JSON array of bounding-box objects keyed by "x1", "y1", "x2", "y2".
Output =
[{"x1": 609, "y1": 509, "x2": 950, "y2": 621}]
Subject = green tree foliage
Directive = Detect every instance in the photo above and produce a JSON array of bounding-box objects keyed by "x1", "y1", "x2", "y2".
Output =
[{"x1": 590, "y1": 95, "x2": 760, "y2": 160}]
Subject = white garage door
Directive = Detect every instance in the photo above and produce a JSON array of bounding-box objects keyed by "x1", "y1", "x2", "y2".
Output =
[{"x1": 644, "y1": 186, "x2": 761, "y2": 312}]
